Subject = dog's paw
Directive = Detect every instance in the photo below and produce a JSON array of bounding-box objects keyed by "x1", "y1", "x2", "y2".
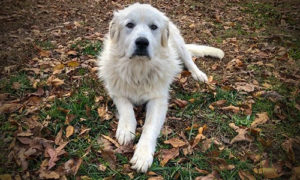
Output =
[
  {"x1": 190, "y1": 69, "x2": 208, "y2": 83},
  {"x1": 116, "y1": 123, "x2": 136, "y2": 145},
  {"x1": 214, "y1": 48, "x2": 225, "y2": 59},
  {"x1": 130, "y1": 144, "x2": 153, "y2": 173}
]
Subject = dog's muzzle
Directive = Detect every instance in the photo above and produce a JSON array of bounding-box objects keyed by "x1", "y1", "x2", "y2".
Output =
[{"x1": 131, "y1": 37, "x2": 150, "y2": 58}]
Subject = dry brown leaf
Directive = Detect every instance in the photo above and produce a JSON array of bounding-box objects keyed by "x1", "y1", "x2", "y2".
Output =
[
  {"x1": 98, "y1": 164, "x2": 107, "y2": 171},
  {"x1": 66, "y1": 125, "x2": 74, "y2": 138},
  {"x1": 159, "y1": 148, "x2": 179, "y2": 166},
  {"x1": 211, "y1": 100, "x2": 227, "y2": 107},
  {"x1": 17, "y1": 131, "x2": 33, "y2": 137},
  {"x1": 226, "y1": 58, "x2": 243, "y2": 70},
  {"x1": 238, "y1": 170, "x2": 256, "y2": 180},
  {"x1": 174, "y1": 99, "x2": 188, "y2": 108},
  {"x1": 161, "y1": 126, "x2": 173, "y2": 137},
  {"x1": 221, "y1": 105, "x2": 240, "y2": 113},
  {"x1": 281, "y1": 138, "x2": 295, "y2": 162},
  {"x1": 195, "y1": 167, "x2": 209, "y2": 174},
  {"x1": 79, "y1": 127, "x2": 91, "y2": 136},
  {"x1": 67, "y1": 50, "x2": 77, "y2": 56},
  {"x1": 195, "y1": 170, "x2": 221, "y2": 180},
  {"x1": 55, "y1": 129, "x2": 63, "y2": 145},
  {"x1": 229, "y1": 123, "x2": 253, "y2": 144},
  {"x1": 39, "y1": 170, "x2": 60, "y2": 179},
  {"x1": 164, "y1": 138, "x2": 186, "y2": 148},
  {"x1": 40, "y1": 49, "x2": 51, "y2": 57},
  {"x1": 101, "y1": 150, "x2": 117, "y2": 170},
  {"x1": 235, "y1": 82, "x2": 255, "y2": 92},
  {"x1": 251, "y1": 112, "x2": 269, "y2": 128},
  {"x1": 47, "y1": 76, "x2": 64, "y2": 87},
  {"x1": 12, "y1": 82, "x2": 21, "y2": 90},
  {"x1": 47, "y1": 147, "x2": 59, "y2": 169},
  {"x1": 102, "y1": 135, "x2": 120, "y2": 148},
  {"x1": 148, "y1": 176, "x2": 164, "y2": 180},
  {"x1": 65, "y1": 114, "x2": 76, "y2": 125},
  {"x1": 0, "y1": 103, "x2": 22, "y2": 114},
  {"x1": 97, "y1": 107, "x2": 113, "y2": 120},
  {"x1": 292, "y1": 166, "x2": 300, "y2": 180},
  {"x1": 253, "y1": 167, "x2": 282, "y2": 178}
]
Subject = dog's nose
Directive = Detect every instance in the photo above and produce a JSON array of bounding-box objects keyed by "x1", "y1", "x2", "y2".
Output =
[{"x1": 135, "y1": 37, "x2": 149, "y2": 49}]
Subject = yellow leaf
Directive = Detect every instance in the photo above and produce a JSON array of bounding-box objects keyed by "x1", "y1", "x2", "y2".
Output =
[
  {"x1": 0, "y1": 174, "x2": 12, "y2": 180},
  {"x1": 253, "y1": 167, "x2": 282, "y2": 178},
  {"x1": 67, "y1": 61, "x2": 80, "y2": 67},
  {"x1": 53, "y1": 64, "x2": 65, "y2": 71},
  {"x1": 66, "y1": 125, "x2": 74, "y2": 138}
]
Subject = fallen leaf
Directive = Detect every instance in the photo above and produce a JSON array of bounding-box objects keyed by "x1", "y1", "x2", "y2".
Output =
[
  {"x1": 159, "y1": 148, "x2": 179, "y2": 166},
  {"x1": 101, "y1": 150, "x2": 116, "y2": 170},
  {"x1": 0, "y1": 174, "x2": 12, "y2": 180},
  {"x1": 40, "y1": 49, "x2": 51, "y2": 57},
  {"x1": 79, "y1": 127, "x2": 91, "y2": 136},
  {"x1": 55, "y1": 129, "x2": 63, "y2": 145},
  {"x1": 65, "y1": 114, "x2": 76, "y2": 125},
  {"x1": 148, "y1": 176, "x2": 164, "y2": 180},
  {"x1": 281, "y1": 138, "x2": 295, "y2": 162},
  {"x1": 174, "y1": 99, "x2": 188, "y2": 108},
  {"x1": 47, "y1": 147, "x2": 59, "y2": 169},
  {"x1": 164, "y1": 138, "x2": 186, "y2": 148},
  {"x1": 66, "y1": 125, "x2": 74, "y2": 138},
  {"x1": 238, "y1": 170, "x2": 256, "y2": 180},
  {"x1": 67, "y1": 50, "x2": 77, "y2": 56},
  {"x1": 195, "y1": 170, "x2": 221, "y2": 180},
  {"x1": 98, "y1": 164, "x2": 107, "y2": 171},
  {"x1": 67, "y1": 61, "x2": 79, "y2": 67},
  {"x1": 97, "y1": 107, "x2": 113, "y2": 120},
  {"x1": 253, "y1": 167, "x2": 282, "y2": 178},
  {"x1": 12, "y1": 82, "x2": 21, "y2": 90},
  {"x1": 53, "y1": 64, "x2": 65, "y2": 71},
  {"x1": 47, "y1": 76, "x2": 64, "y2": 87},
  {"x1": 235, "y1": 82, "x2": 255, "y2": 92},
  {"x1": 39, "y1": 170, "x2": 60, "y2": 179},
  {"x1": 211, "y1": 100, "x2": 227, "y2": 107},
  {"x1": 292, "y1": 166, "x2": 300, "y2": 179},
  {"x1": 221, "y1": 105, "x2": 240, "y2": 113},
  {"x1": 229, "y1": 123, "x2": 253, "y2": 144},
  {"x1": 251, "y1": 112, "x2": 269, "y2": 128},
  {"x1": 195, "y1": 168, "x2": 209, "y2": 174},
  {"x1": 0, "y1": 103, "x2": 22, "y2": 113},
  {"x1": 226, "y1": 58, "x2": 243, "y2": 70},
  {"x1": 17, "y1": 131, "x2": 33, "y2": 137},
  {"x1": 192, "y1": 125, "x2": 207, "y2": 147},
  {"x1": 101, "y1": 135, "x2": 120, "y2": 148}
]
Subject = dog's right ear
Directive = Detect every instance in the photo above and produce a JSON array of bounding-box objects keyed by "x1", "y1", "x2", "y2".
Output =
[{"x1": 109, "y1": 12, "x2": 120, "y2": 43}]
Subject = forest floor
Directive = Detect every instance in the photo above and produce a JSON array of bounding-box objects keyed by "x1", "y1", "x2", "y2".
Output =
[{"x1": 0, "y1": 0, "x2": 300, "y2": 179}]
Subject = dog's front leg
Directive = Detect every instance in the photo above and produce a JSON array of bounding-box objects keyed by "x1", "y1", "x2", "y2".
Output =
[
  {"x1": 130, "y1": 97, "x2": 168, "y2": 172},
  {"x1": 113, "y1": 97, "x2": 137, "y2": 145}
]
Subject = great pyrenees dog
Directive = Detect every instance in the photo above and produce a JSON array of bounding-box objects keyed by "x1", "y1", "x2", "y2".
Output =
[{"x1": 97, "y1": 3, "x2": 224, "y2": 172}]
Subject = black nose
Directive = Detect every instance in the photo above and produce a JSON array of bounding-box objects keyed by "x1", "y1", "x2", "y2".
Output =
[{"x1": 135, "y1": 37, "x2": 149, "y2": 49}]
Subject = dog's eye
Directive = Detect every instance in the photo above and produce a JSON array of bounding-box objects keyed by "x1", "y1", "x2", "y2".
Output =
[
  {"x1": 126, "y1": 22, "x2": 135, "y2": 29},
  {"x1": 150, "y1": 24, "x2": 158, "y2": 30}
]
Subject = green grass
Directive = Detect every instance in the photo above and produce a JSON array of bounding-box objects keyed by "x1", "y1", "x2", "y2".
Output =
[
  {"x1": 36, "y1": 40, "x2": 55, "y2": 50},
  {"x1": 71, "y1": 40, "x2": 102, "y2": 56},
  {"x1": 0, "y1": 72, "x2": 33, "y2": 97}
]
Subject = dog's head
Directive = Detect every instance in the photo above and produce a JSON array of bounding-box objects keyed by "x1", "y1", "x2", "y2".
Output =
[{"x1": 109, "y1": 3, "x2": 169, "y2": 60}]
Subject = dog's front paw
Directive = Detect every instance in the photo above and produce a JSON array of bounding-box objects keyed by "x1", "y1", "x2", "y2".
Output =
[
  {"x1": 191, "y1": 69, "x2": 208, "y2": 83},
  {"x1": 215, "y1": 49, "x2": 225, "y2": 59},
  {"x1": 116, "y1": 123, "x2": 136, "y2": 145},
  {"x1": 130, "y1": 144, "x2": 153, "y2": 173}
]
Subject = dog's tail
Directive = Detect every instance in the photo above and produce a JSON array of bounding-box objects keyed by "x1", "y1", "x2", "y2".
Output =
[{"x1": 185, "y1": 44, "x2": 224, "y2": 59}]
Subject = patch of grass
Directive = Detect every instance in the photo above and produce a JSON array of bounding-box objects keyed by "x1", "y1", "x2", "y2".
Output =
[
  {"x1": 0, "y1": 72, "x2": 33, "y2": 97},
  {"x1": 71, "y1": 40, "x2": 101, "y2": 56},
  {"x1": 36, "y1": 40, "x2": 55, "y2": 50},
  {"x1": 243, "y1": 2, "x2": 281, "y2": 28}
]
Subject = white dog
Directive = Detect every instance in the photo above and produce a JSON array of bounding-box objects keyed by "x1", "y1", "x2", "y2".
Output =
[{"x1": 97, "y1": 3, "x2": 224, "y2": 172}]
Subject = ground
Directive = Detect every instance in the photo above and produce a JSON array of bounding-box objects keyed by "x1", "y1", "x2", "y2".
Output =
[{"x1": 0, "y1": 0, "x2": 300, "y2": 179}]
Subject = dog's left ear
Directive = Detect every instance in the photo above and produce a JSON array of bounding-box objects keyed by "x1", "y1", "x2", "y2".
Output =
[
  {"x1": 161, "y1": 22, "x2": 169, "y2": 47},
  {"x1": 109, "y1": 12, "x2": 120, "y2": 43}
]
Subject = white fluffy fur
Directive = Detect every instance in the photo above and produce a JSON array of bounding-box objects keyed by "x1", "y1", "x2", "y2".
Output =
[{"x1": 97, "y1": 3, "x2": 224, "y2": 172}]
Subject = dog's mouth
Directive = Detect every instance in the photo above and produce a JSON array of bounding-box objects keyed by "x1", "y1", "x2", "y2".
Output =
[{"x1": 130, "y1": 49, "x2": 150, "y2": 59}]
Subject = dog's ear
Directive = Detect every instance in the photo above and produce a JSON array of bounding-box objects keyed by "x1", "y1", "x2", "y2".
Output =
[
  {"x1": 161, "y1": 21, "x2": 169, "y2": 47},
  {"x1": 109, "y1": 12, "x2": 120, "y2": 43}
]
